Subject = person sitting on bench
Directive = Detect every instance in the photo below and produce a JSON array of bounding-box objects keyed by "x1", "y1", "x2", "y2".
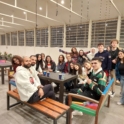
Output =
[
  {"x1": 65, "y1": 57, "x2": 107, "y2": 105},
  {"x1": 15, "y1": 56, "x2": 56, "y2": 104}
]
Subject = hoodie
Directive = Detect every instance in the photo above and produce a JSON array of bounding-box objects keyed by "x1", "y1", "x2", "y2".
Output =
[
  {"x1": 95, "y1": 50, "x2": 111, "y2": 71},
  {"x1": 15, "y1": 66, "x2": 40, "y2": 101}
]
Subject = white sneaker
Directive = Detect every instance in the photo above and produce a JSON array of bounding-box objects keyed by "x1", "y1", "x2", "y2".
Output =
[
  {"x1": 51, "y1": 82, "x2": 57, "y2": 88},
  {"x1": 117, "y1": 102, "x2": 122, "y2": 105},
  {"x1": 108, "y1": 91, "x2": 112, "y2": 95},
  {"x1": 72, "y1": 110, "x2": 83, "y2": 116},
  {"x1": 110, "y1": 92, "x2": 115, "y2": 98}
]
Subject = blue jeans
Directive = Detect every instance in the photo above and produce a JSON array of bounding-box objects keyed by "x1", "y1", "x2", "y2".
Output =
[
  {"x1": 120, "y1": 76, "x2": 124, "y2": 104},
  {"x1": 9, "y1": 80, "x2": 16, "y2": 87}
]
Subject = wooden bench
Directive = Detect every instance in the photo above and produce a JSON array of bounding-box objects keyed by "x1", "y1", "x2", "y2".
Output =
[
  {"x1": 68, "y1": 78, "x2": 114, "y2": 124},
  {"x1": 7, "y1": 89, "x2": 70, "y2": 124}
]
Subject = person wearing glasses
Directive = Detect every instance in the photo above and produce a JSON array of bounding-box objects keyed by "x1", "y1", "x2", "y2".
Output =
[{"x1": 65, "y1": 57, "x2": 107, "y2": 105}]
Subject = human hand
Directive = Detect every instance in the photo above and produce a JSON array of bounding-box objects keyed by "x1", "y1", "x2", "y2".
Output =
[
  {"x1": 59, "y1": 49, "x2": 62, "y2": 52},
  {"x1": 112, "y1": 59, "x2": 116, "y2": 63},
  {"x1": 38, "y1": 88, "x2": 44, "y2": 98}
]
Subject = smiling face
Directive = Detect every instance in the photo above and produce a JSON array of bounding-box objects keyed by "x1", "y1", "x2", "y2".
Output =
[
  {"x1": 30, "y1": 56, "x2": 37, "y2": 66},
  {"x1": 22, "y1": 57, "x2": 31, "y2": 69},
  {"x1": 84, "y1": 62, "x2": 91, "y2": 70},
  {"x1": 118, "y1": 51, "x2": 124, "y2": 59},
  {"x1": 70, "y1": 63, "x2": 74, "y2": 69},
  {"x1": 13, "y1": 58, "x2": 20, "y2": 64},
  {"x1": 38, "y1": 55, "x2": 42, "y2": 61},
  {"x1": 91, "y1": 60, "x2": 101, "y2": 71},
  {"x1": 74, "y1": 64, "x2": 79, "y2": 71}
]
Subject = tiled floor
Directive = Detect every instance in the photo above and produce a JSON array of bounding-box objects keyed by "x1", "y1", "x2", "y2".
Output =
[{"x1": 0, "y1": 74, "x2": 124, "y2": 124}]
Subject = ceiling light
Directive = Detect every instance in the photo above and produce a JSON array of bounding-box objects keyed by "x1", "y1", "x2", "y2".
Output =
[
  {"x1": 61, "y1": 0, "x2": 64, "y2": 4},
  {"x1": 11, "y1": 15, "x2": 13, "y2": 17},
  {"x1": 39, "y1": 7, "x2": 42, "y2": 10},
  {"x1": 23, "y1": 12, "x2": 26, "y2": 14},
  {"x1": 1, "y1": 18, "x2": 3, "y2": 20}
]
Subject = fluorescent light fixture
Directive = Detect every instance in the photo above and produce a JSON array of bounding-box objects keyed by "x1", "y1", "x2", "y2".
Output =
[
  {"x1": 61, "y1": 0, "x2": 64, "y2": 4},
  {"x1": 11, "y1": 15, "x2": 13, "y2": 17},
  {"x1": 39, "y1": 7, "x2": 42, "y2": 10},
  {"x1": 23, "y1": 12, "x2": 26, "y2": 14}
]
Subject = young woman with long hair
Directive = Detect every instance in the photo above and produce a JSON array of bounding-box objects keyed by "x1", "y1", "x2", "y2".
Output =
[
  {"x1": 116, "y1": 50, "x2": 124, "y2": 105},
  {"x1": 45, "y1": 55, "x2": 56, "y2": 72},
  {"x1": 57, "y1": 55, "x2": 65, "y2": 72}
]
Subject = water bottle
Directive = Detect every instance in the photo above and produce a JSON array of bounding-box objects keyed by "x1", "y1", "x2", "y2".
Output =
[{"x1": 55, "y1": 66, "x2": 58, "y2": 73}]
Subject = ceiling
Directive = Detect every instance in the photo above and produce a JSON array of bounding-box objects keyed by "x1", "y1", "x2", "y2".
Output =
[{"x1": 0, "y1": 0, "x2": 124, "y2": 33}]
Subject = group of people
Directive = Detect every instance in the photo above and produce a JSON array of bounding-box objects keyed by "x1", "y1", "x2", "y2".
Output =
[{"x1": 9, "y1": 39, "x2": 124, "y2": 115}]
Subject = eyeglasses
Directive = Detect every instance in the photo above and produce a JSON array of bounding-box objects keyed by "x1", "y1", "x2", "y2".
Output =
[{"x1": 91, "y1": 62, "x2": 97, "y2": 65}]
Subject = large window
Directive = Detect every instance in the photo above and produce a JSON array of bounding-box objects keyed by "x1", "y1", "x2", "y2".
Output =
[
  {"x1": 66, "y1": 23, "x2": 89, "y2": 47},
  {"x1": 1, "y1": 35, "x2": 5, "y2": 45},
  {"x1": 7, "y1": 33, "x2": 10, "y2": 45},
  {"x1": 91, "y1": 20, "x2": 117, "y2": 47},
  {"x1": 51, "y1": 26, "x2": 63, "y2": 47},
  {"x1": 18, "y1": 31, "x2": 24, "y2": 46},
  {"x1": 120, "y1": 19, "x2": 124, "y2": 48},
  {"x1": 11, "y1": 32, "x2": 17, "y2": 46},
  {"x1": 26, "y1": 30, "x2": 34, "y2": 46},
  {"x1": 36, "y1": 28, "x2": 48, "y2": 47}
]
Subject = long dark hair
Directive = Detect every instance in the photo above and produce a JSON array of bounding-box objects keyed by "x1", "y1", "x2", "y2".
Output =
[
  {"x1": 74, "y1": 63, "x2": 82, "y2": 75},
  {"x1": 36, "y1": 54, "x2": 43, "y2": 70},
  {"x1": 45, "y1": 55, "x2": 53, "y2": 65},
  {"x1": 11, "y1": 55, "x2": 23, "y2": 66},
  {"x1": 117, "y1": 50, "x2": 124, "y2": 63},
  {"x1": 79, "y1": 50, "x2": 87, "y2": 56},
  {"x1": 69, "y1": 62, "x2": 76, "y2": 75},
  {"x1": 71, "y1": 47, "x2": 78, "y2": 57},
  {"x1": 58, "y1": 55, "x2": 65, "y2": 64}
]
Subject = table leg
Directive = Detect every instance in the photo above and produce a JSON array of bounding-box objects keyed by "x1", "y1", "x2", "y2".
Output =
[
  {"x1": 1, "y1": 67, "x2": 4, "y2": 84},
  {"x1": 10, "y1": 66, "x2": 12, "y2": 71},
  {"x1": 59, "y1": 83, "x2": 64, "y2": 103}
]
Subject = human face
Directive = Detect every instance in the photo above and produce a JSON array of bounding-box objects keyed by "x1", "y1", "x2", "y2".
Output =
[
  {"x1": 30, "y1": 56, "x2": 37, "y2": 66},
  {"x1": 84, "y1": 63, "x2": 91, "y2": 70},
  {"x1": 118, "y1": 52, "x2": 124, "y2": 59},
  {"x1": 111, "y1": 41, "x2": 118, "y2": 48},
  {"x1": 91, "y1": 49, "x2": 95, "y2": 54},
  {"x1": 72, "y1": 48, "x2": 77, "y2": 53},
  {"x1": 41, "y1": 54, "x2": 45, "y2": 60},
  {"x1": 70, "y1": 63, "x2": 74, "y2": 69},
  {"x1": 66, "y1": 54, "x2": 71, "y2": 61},
  {"x1": 59, "y1": 55, "x2": 63, "y2": 62},
  {"x1": 22, "y1": 57, "x2": 31, "y2": 69},
  {"x1": 79, "y1": 51, "x2": 84, "y2": 56},
  {"x1": 98, "y1": 45, "x2": 104, "y2": 53},
  {"x1": 74, "y1": 65, "x2": 79, "y2": 71},
  {"x1": 47, "y1": 57, "x2": 51, "y2": 62},
  {"x1": 91, "y1": 60, "x2": 101, "y2": 71},
  {"x1": 38, "y1": 55, "x2": 41, "y2": 61},
  {"x1": 13, "y1": 58, "x2": 20, "y2": 64}
]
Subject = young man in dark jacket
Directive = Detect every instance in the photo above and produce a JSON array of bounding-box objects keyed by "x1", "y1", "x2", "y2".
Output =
[{"x1": 95, "y1": 43, "x2": 111, "y2": 77}]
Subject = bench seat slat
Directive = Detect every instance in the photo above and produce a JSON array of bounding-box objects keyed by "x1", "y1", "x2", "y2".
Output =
[
  {"x1": 38, "y1": 101, "x2": 65, "y2": 114},
  {"x1": 7, "y1": 91, "x2": 61, "y2": 118},
  {"x1": 71, "y1": 103, "x2": 96, "y2": 116},
  {"x1": 45, "y1": 98, "x2": 69, "y2": 110}
]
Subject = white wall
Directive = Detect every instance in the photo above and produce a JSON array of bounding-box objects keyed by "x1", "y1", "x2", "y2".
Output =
[{"x1": 0, "y1": 46, "x2": 92, "y2": 63}]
